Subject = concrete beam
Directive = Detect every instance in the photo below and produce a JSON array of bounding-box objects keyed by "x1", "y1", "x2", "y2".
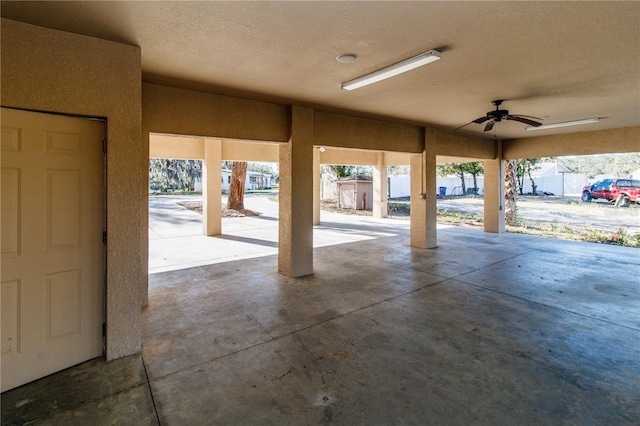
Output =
[
  {"x1": 143, "y1": 83, "x2": 289, "y2": 142},
  {"x1": 432, "y1": 130, "x2": 495, "y2": 160},
  {"x1": 314, "y1": 111, "x2": 424, "y2": 153},
  {"x1": 150, "y1": 135, "x2": 204, "y2": 159},
  {"x1": 150, "y1": 135, "x2": 280, "y2": 163},
  {"x1": 221, "y1": 140, "x2": 279, "y2": 162},
  {"x1": 503, "y1": 126, "x2": 640, "y2": 159}
]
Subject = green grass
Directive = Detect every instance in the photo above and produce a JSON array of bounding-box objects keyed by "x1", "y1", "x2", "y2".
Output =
[{"x1": 436, "y1": 209, "x2": 638, "y2": 248}]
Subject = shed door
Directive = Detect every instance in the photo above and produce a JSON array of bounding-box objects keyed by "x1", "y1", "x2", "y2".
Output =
[
  {"x1": 1, "y1": 108, "x2": 104, "y2": 392},
  {"x1": 339, "y1": 183, "x2": 356, "y2": 209}
]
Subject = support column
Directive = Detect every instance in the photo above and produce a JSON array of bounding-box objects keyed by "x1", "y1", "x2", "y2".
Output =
[
  {"x1": 410, "y1": 129, "x2": 437, "y2": 248},
  {"x1": 313, "y1": 147, "x2": 321, "y2": 225},
  {"x1": 373, "y1": 152, "x2": 388, "y2": 218},
  {"x1": 484, "y1": 140, "x2": 505, "y2": 233},
  {"x1": 202, "y1": 139, "x2": 222, "y2": 236},
  {"x1": 141, "y1": 130, "x2": 150, "y2": 308},
  {"x1": 279, "y1": 106, "x2": 314, "y2": 277}
]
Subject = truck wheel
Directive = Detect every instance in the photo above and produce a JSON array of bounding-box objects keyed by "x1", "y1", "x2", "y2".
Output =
[
  {"x1": 581, "y1": 191, "x2": 592, "y2": 202},
  {"x1": 620, "y1": 195, "x2": 630, "y2": 208}
]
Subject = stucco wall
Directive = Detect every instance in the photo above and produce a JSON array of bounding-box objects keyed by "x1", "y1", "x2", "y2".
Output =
[
  {"x1": 149, "y1": 135, "x2": 280, "y2": 162},
  {"x1": 1, "y1": 19, "x2": 142, "y2": 359},
  {"x1": 278, "y1": 106, "x2": 314, "y2": 277},
  {"x1": 143, "y1": 83, "x2": 290, "y2": 142},
  {"x1": 431, "y1": 130, "x2": 496, "y2": 160},
  {"x1": 314, "y1": 111, "x2": 424, "y2": 153}
]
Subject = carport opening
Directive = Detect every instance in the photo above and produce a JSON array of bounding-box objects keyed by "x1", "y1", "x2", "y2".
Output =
[
  {"x1": 502, "y1": 154, "x2": 639, "y2": 247},
  {"x1": 149, "y1": 142, "x2": 422, "y2": 275},
  {"x1": 148, "y1": 134, "x2": 283, "y2": 274},
  {"x1": 435, "y1": 154, "x2": 639, "y2": 248},
  {"x1": 148, "y1": 158, "x2": 280, "y2": 274}
]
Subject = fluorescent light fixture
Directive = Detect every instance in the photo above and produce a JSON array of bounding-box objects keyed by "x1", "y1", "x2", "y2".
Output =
[
  {"x1": 525, "y1": 118, "x2": 599, "y2": 131},
  {"x1": 341, "y1": 49, "x2": 441, "y2": 91}
]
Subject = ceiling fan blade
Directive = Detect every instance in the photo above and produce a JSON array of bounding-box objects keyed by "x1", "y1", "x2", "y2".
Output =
[
  {"x1": 453, "y1": 121, "x2": 474, "y2": 131},
  {"x1": 508, "y1": 115, "x2": 542, "y2": 127},
  {"x1": 484, "y1": 121, "x2": 495, "y2": 132},
  {"x1": 512, "y1": 114, "x2": 545, "y2": 121},
  {"x1": 472, "y1": 116, "x2": 490, "y2": 124}
]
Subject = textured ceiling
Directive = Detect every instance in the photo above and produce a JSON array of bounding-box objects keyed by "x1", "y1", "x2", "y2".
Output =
[{"x1": 2, "y1": 1, "x2": 639, "y2": 140}]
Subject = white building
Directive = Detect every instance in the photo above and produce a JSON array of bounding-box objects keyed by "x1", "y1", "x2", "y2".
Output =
[
  {"x1": 521, "y1": 162, "x2": 587, "y2": 195},
  {"x1": 385, "y1": 162, "x2": 588, "y2": 198},
  {"x1": 195, "y1": 169, "x2": 272, "y2": 191},
  {"x1": 388, "y1": 174, "x2": 484, "y2": 197}
]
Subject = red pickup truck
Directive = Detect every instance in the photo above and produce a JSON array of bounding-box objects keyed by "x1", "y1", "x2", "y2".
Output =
[{"x1": 581, "y1": 178, "x2": 640, "y2": 207}]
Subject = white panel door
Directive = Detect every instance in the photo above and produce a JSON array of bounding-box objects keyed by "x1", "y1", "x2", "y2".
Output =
[{"x1": 1, "y1": 108, "x2": 104, "y2": 392}]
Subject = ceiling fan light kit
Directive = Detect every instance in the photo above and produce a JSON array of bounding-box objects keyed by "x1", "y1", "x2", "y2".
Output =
[
  {"x1": 525, "y1": 118, "x2": 600, "y2": 131},
  {"x1": 341, "y1": 49, "x2": 441, "y2": 91}
]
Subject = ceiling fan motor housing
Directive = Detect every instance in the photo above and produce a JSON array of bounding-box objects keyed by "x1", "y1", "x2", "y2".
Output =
[{"x1": 488, "y1": 109, "x2": 509, "y2": 121}]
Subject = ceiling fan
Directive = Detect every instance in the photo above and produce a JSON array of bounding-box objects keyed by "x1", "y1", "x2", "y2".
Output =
[{"x1": 455, "y1": 100, "x2": 543, "y2": 132}]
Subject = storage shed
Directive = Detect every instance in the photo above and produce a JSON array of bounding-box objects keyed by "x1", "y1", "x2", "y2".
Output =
[{"x1": 337, "y1": 175, "x2": 373, "y2": 210}]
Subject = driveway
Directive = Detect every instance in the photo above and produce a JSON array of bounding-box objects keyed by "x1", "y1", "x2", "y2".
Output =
[{"x1": 149, "y1": 193, "x2": 417, "y2": 274}]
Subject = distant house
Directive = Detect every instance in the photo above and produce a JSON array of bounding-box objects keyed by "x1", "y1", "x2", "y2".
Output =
[{"x1": 195, "y1": 168, "x2": 272, "y2": 191}]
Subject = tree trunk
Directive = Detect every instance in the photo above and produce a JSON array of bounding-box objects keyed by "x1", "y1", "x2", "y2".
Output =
[
  {"x1": 472, "y1": 173, "x2": 478, "y2": 194},
  {"x1": 505, "y1": 160, "x2": 518, "y2": 226},
  {"x1": 528, "y1": 169, "x2": 537, "y2": 194},
  {"x1": 227, "y1": 161, "x2": 247, "y2": 210},
  {"x1": 458, "y1": 171, "x2": 466, "y2": 194}
]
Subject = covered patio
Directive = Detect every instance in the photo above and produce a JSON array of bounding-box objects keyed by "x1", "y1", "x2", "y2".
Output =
[{"x1": 3, "y1": 211, "x2": 639, "y2": 424}]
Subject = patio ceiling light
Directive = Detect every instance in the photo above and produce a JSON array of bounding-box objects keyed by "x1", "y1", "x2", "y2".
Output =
[
  {"x1": 341, "y1": 49, "x2": 441, "y2": 91},
  {"x1": 525, "y1": 118, "x2": 599, "y2": 131}
]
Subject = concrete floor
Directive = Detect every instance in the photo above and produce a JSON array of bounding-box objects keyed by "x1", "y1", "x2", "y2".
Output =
[{"x1": 3, "y1": 198, "x2": 639, "y2": 424}]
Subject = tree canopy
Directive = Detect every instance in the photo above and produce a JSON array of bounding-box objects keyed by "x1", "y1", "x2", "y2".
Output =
[
  {"x1": 547, "y1": 153, "x2": 640, "y2": 178},
  {"x1": 516, "y1": 158, "x2": 542, "y2": 194},
  {"x1": 437, "y1": 162, "x2": 484, "y2": 194},
  {"x1": 321, "y1": 165, "x2": 372, "y2": 179},
  {"x1": 149, "y1": 159, "x2": 201, "y2": 192}
]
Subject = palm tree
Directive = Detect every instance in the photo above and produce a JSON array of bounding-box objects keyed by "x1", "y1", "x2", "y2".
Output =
[{"x1": 505, "y1": 160, "x2": 518, "y2": 226}]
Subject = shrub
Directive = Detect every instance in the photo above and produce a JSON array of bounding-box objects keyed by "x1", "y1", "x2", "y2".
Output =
[{"x1": 610, "y1": 227, "x2": 630, "y2": 246}]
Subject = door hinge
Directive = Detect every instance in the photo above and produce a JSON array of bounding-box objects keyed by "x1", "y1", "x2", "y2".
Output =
[
  {"x1": 103, "y1": 137, "x2": 107, "y2": 153},
  {"x1": 102, "y1": 231, "x2": 107, "y2": 245}
]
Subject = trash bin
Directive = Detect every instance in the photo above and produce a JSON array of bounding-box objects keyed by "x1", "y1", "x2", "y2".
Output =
[{"x1": 439, "y1": 186, "x2": 447, "y2": 196}]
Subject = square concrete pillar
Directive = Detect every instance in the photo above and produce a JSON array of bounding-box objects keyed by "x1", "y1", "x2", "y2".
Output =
[
  {"x1": 373, "y1": 153, "x2": 388, "y2": 218},
  {"x1": 202, "y1": 139, "x2": 222, "y2": 236},
  {"x1": 410, "y1": 134, "x2": 437, "y2": 248},
  {"x1": 313, "y1": 147, "x2": 321, "y2": 225},
  {"x1": 279, "y1": 106, "x2": 314, "y2": 277},
  {"x1": 484, "y1": 141, "x2": 505, "y2": 233}
]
